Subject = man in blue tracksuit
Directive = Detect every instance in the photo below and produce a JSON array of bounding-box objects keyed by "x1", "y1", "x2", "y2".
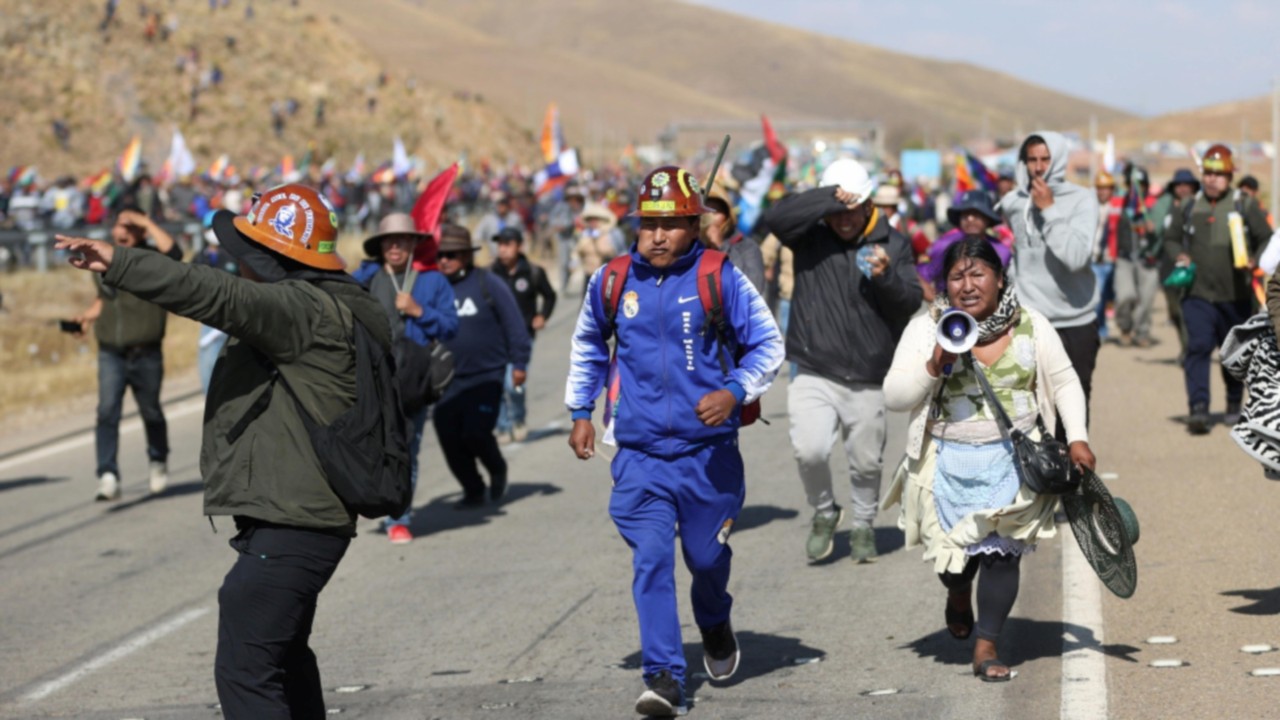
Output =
[{"x1": 566, "y1": 166, "x2": 784, "y2": 717}]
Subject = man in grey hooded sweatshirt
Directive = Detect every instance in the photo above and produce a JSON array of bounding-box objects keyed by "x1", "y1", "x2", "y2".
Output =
[{"x1": 1001, "y1": 131, "x2": 1101, "y2": 426}]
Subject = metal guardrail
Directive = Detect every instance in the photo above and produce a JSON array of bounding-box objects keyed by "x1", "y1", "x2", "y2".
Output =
[{"x1": 0, "y1": 222, "x2": 204, "y2": 272}]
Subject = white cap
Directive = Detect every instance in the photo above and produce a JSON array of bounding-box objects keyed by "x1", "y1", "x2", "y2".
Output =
[{"x1": 820, "y1": 159, "x2": 875, "y2": 204}]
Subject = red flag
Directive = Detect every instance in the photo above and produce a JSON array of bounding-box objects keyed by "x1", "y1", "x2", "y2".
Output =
[
  {"x1": 410, "y1": 163, "x2": 459, "y2": 272},
  {"x1": 761, "y1": 115, "x2": 785, "y2": 164}
]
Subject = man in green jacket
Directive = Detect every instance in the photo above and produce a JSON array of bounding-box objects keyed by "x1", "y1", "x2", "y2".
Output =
[
  {"x1": 1164, "y1": 145, "x2": 1273, "y2": 434},
  {"x1": 74, "y1": 208, "x2": 182, "y2": 501},
  {"x1": 57, "y1": 183, "x2": 389, "y2": 719}
]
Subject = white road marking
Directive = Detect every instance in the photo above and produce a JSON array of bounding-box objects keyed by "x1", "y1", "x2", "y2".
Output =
[
  {"x1": 0, "y1": 399, "x2": 205, "y2": 475},
  {"x1": 20, "y1": 606, "x2": 210, "y2": 704},
  {"x1": 1060, "y1": 538, "x2": 1108, "y2": 719}
]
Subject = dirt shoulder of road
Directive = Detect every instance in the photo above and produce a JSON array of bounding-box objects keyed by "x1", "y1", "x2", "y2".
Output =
[{"x1": 0, "y1": 266, "x2": 201, "y2": 453}]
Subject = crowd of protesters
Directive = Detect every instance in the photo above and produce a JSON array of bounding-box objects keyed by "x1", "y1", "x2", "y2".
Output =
[{"x1": 25, "y1": 125, "x2": 1280, "y2": 716}]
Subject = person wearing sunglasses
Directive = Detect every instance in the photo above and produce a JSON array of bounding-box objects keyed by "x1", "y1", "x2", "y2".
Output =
[{"x1": 434, "y1": 223, "x2": 531, "y2": 508}]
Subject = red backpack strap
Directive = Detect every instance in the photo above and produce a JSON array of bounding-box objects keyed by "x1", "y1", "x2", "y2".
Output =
[
  {"x1": 697, "y1": 249, "x2": 733, "y2": 373},
  {"x1": 600, "y1": 255, "x2": 633, "y2": 332}
]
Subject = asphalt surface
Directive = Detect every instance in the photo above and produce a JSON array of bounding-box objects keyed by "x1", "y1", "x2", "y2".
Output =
[{"x1": 1, "y1": 294, "x2": 1277, "y2": 719}]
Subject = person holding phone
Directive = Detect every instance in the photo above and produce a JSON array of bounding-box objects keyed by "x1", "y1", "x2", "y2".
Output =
[
  {"x1": 73, "y1": 207, "x2": 182, "y2": 501},
  {"x1": 999, "y1": 132, "x2": 1100, "y2": 438}
]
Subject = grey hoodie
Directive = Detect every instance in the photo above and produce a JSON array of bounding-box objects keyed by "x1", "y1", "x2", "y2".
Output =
[{"x1": 1000, "y1": 131, "x2": 1099, "y2": 328}]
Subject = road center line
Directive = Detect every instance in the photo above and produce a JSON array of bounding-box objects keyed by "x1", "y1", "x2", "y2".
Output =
[
  {"x1": 1060, "y1": 534, "x2": 1107, "y2": 718},
  {"x1": 20, "y1": 606, "x2": 211, "y2": 704}
]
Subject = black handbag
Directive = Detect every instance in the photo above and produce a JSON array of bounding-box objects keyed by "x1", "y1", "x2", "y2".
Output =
[{"x1": 969, "y1": 353, "x2": 1079, "y2": 495}]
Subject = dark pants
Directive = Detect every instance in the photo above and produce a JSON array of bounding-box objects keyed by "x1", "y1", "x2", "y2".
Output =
[
  {"x1": 939, "y1": 554, "x2": 1022, "y2": 641},
  {"x1": 1181, "y1": 297, "x2": 1249, "y2": 410},
  {"x1": 433, "y1": 380, "x2": 506, "y2": 499},
  {"x1": 1053, "y1": 322, "x2": 1099, "y2": 441},
  {"x1": 215, "y1": 524, "x2": 350, "y2": 720},
  {"x1": 95, "y1": 345, "x2": 169, "y2": 478}
]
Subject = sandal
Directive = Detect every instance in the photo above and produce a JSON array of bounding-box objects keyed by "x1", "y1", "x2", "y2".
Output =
[
  {"x1": 945, "y1": 590, "x2": 974, "y2": 640},
  {"x1": 974, "y1": 658, "x2": 1012, "y2": 683}
]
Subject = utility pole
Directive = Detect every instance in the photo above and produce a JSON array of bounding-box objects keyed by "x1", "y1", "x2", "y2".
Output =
[
  {"x1": 1241, "y1": 117, "x2": 1249, "y2": 176},
  {"x1": 1272, "y1": 77, "x2": 1278, "y2": 214},
  {"x1": 1089, "y1": 114, "x2": 1097, "y2": 185}
]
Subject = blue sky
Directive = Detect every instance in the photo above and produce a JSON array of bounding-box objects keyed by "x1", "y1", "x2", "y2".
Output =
[{"x1": 686, "y1": 0, "x2": 1277, "y2": 116}]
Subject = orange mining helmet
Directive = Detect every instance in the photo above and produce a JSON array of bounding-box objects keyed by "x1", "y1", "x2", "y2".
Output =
[
  {"x1": 632, "y1": 166, "x2": 714, "y2": 217},
  {"x1": 1202, "y1": 144, "x2": 1234, "y2": 174},
  {"x1": 234, "y1": 183, "x2": 345, "y2": 270},
  {"x1": 1095, "y1": 171, "x2": 1116, "y2": 189}
]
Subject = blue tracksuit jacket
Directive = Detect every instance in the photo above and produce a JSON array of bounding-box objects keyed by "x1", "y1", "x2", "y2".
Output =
[{"x1": 565, "y1": 242, "x2": 784, "y2": 456}]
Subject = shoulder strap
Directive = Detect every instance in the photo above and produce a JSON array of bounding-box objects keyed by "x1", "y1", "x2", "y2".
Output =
[
  {"x1": 697, "y1": 249, "x2": 734, "y2": 374},
  {"x1": 471, "y1": 268, "x2": 496, "y2": 310},
  {"x1": 970, "y1": 354, "x2": 1016, "y2": 433},
  {"x1": 600, "y1": 255, "x2": 633, "y2": 330}
]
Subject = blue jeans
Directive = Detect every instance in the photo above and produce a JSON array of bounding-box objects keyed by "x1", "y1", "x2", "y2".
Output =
[
  {"x1": 96, "y1": 345, "x2": 169, "y2": 478},
  {"x1": 198, "y1": 329, "x2": 228, "y2": 394},
  {"x1": 496, "y1": 363, "x2": 528, "y2": 434},
  {"x1": 386, "y1": 406, "x2": 430, "y2": 529},
  {"x1": 1091, "y1": 263, "x2": 1115, "y2": 338},
  {"x1": 778, "y1": 298, "x2": 797, "y2": 381},
  {"x1": 1181, "y1": 297, "x2": 1248, "y2": 410}
]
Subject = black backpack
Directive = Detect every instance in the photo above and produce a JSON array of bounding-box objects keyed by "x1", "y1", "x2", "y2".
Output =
[
  {"x1": 229, "y1": 286, "x2": 413, "y2": 520},
  {"x1": 394, "y1": 337, "x2": 454, "y2": 415}
]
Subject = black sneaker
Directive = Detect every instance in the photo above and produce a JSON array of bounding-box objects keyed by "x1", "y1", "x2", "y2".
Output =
[
  {"x1": 453, "y1": 494, "x2": 486, "y2": 510},
  {"x1": 1187, "y1": 403, "x2": 1211, "y2": 435},
  {"x1": 1224, "y1": 400, "x2": 1243, "y2": 426},
  {"x1": 634, "y1": 670, "x2": 687, "y2": 717},
  {"x1": 700, "y1": 620, "x2": 740, "y2": 681},
  {"x1": 489, "y1": 471, "x2": 508, "y2": 502}
]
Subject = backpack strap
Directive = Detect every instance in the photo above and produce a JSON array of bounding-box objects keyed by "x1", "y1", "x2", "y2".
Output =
[
  {"x1": 697, "y1": 249, "x2": 733, "y2": 375},
  {"x1": 600, "y1": 255, "x2": 633, "y2": 332}
]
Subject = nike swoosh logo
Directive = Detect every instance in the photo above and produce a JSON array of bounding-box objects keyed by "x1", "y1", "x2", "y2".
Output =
[{"x1": 677, "y1": 295, "x2": 699, "y2": 304}]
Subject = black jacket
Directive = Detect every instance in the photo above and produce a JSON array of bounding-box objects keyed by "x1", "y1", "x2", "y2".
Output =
[
  {"x1": 494, "y1": 254, "x2": 557, "y2": 337},
  {"x1": 764, "y1": 186, "x2": 923, "y2": 385}
]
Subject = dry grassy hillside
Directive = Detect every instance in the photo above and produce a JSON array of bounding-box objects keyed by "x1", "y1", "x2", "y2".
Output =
[
  {"x1": 311, "y1": 0, "x2": 1130, "y2": 155},
  {"x1": 0, "y1": 0, "x2": 536, "y2": 178},
  {"x1": 1099, "y1": 94, "x2": 1274, "y2": 150}
]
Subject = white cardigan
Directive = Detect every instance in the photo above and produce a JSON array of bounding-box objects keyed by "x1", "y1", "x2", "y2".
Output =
[{"x1": 883, "y1": 306, "x2": 1089, "y2": 460}]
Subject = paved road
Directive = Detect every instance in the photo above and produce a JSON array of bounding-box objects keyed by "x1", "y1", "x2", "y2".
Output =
[{"x1": 1, "y1": 296, "x2": 1277, "y2": 719}]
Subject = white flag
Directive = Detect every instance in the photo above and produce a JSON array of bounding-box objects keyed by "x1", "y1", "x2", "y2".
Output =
[
  {"x1": 392, "y1": 137, "x2": 411, "y2": 178},
  {"x1": 168, "y1": 127, "x2": 196, "y2": 179}
]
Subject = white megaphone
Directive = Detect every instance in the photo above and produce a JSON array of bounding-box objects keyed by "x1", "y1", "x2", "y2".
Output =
[{"x1": 937, "y1": 309, "x2": 978, "y2": 355}]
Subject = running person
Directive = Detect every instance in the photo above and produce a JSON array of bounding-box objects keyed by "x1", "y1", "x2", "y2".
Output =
[{"x1": 565, "y1": 166, "x2": 784, "y2": 716}]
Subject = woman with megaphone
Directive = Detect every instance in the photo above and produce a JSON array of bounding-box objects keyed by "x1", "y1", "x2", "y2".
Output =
[{"x1": 882, "y1": 236, "x2": 1096, "y2": 682}]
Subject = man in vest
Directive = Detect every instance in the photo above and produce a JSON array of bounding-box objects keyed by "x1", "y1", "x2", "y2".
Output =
[
  {"x1": 1164, "y1": 144, "x2": 1273, "y2": 434},
  {"x1": 565, "y1": 166, "x2": 783, "y2": 717},
  {"x1": 73, "y1": 207, "x2": 183, "y2": 501}
]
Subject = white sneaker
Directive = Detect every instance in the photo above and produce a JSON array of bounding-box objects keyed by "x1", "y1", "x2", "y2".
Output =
[
  {"x1": 149, "y1": 461, "x2": 169, "y2": 495},
  {"x1": 96, "y1": 472, "x2": 121, "y2": 501},
  {"x1": 512, "y1": 423, "x2": 529, "y2": 443}
]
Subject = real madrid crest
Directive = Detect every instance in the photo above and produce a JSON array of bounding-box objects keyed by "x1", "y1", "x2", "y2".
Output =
[{"x1": 622, "y1": 290, "x2": 640, "y2": 319}]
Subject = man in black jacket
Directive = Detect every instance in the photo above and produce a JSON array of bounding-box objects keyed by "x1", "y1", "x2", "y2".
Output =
[
  {"x1": 764, "y1": 159, "x2": 922, "y2": 565},
  {"x1": 492, "y1": 226, "x2": 556, "y2": 442}
]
